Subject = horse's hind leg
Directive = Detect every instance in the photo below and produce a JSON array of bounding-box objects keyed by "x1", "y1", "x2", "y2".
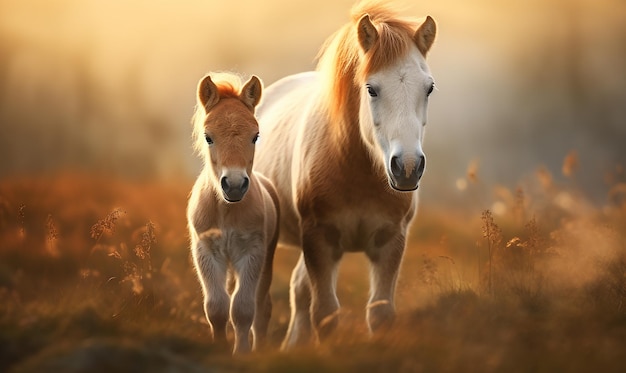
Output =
[
  {"x1": 281, "y1": 254, "x2": 313, "y2": 350},
  {"x1": 365, "y1": 234, "x2": 405, "y2": 333}
]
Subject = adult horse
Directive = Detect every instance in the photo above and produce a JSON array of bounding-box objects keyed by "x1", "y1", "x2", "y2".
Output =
[{"x1": 255, "y1": 1, "x2": 436, "y2": 349}]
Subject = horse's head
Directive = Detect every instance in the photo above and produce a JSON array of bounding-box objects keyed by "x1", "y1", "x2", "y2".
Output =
[
  {"x1": 195, "y1": 74, "x2": 262, "y2": 202},
  {"x1": 356, "y1": 14, "x2": 436, "y2": 191}
]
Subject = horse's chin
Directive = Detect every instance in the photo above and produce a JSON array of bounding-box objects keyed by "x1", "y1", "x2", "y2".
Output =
[{"x1": 391, "y1": 184, "x2": 418, "y2": 192}]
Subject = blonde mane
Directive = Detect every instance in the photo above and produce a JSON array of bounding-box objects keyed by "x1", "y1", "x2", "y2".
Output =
[
  {"x1": 191, "y1": 73, "x2": 247, "y2": 156},
  {"x1": 316, "y1": 1, "x2": 419, "y2": 124}
]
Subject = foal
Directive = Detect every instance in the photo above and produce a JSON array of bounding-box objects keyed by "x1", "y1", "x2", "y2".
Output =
[{"x1": 187, "y1": 73, "x2": 279, "y2": 354}]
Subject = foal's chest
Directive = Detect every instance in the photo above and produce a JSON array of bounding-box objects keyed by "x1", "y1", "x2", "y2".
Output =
[{"x1": 200, "y1": 228, "x2": 264, "y2": 261}]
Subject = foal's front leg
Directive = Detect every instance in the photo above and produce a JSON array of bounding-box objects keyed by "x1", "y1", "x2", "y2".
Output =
[
  {"x1": 231, "y1": 247, "x2": 264, "y2": 354},
  {"x1": 192, "y1": 239, "x2": 229, "y2": 343}
]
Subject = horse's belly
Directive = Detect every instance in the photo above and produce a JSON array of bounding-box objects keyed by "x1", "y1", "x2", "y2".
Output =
[
  {"x1": 308, "y1": 208, "x2": 407, "y2": 255},
  {"x1": 277, "y1": 207, "x2": 302, "y2": 248}
]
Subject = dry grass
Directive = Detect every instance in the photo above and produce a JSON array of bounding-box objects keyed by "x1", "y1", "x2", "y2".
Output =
[{"x1": 1, "y1": 164, "x2": 626, "y2": 372}]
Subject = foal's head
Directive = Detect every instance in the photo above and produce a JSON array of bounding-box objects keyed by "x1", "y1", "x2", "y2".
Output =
[{"x1": 194, "y1": 74, "x2": 262, "y2": 202}]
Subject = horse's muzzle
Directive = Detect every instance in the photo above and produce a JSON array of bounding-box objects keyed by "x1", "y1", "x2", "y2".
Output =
[
  {"x1": 220, "y1": 174, "x2": 250, "y2": 202},
  {"x1": 388, "y1": 154, "x2": 425, "y2": 191}
]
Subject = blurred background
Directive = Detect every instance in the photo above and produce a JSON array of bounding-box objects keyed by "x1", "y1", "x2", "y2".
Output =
[{"x1": 1, "y1": 0, "x2": 625, "y2": 206}]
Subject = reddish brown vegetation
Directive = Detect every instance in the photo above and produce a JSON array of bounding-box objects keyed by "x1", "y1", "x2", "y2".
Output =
[{"x1": 1, "y1": 164, "x2": 626, "y2": 372}]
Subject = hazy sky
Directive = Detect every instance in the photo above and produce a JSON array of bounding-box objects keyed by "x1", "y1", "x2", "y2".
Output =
[{"x1": 1, "y1": 0, "x2": 624, "y2": 204}]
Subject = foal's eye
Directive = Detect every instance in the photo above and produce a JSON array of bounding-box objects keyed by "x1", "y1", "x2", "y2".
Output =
[
  {"x1": 427, "y1": 83, "x2": 435, "y2": 96},
  {"x1": 252, "y1": 133, "x2": 259, "y2": 144},
  {"x1": 366, "y1": 84, "x2": 378, "y2": 98},
  {"x1": 205, "y1": 134, "x2": 213, "y2": 145}
]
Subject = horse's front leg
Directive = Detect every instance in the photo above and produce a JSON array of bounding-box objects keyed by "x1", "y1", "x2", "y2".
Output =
[
  {"x1": 365, "y1": 232, "x2": 406, "y2": 333},
  {"x1": 230, "y1": 246, "x2": 264, "y2": 354},
  {"x1": 301, "y1": 224, "x2": 342, "y2": 342}
]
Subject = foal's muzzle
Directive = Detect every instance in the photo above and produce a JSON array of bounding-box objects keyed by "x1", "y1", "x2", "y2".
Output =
[
  {"x1": 220, "y1": 172, "x2": 250, "y2": 202},
  {"x1": 388, "y1": 154, "x2": 425, "y2": 191}
]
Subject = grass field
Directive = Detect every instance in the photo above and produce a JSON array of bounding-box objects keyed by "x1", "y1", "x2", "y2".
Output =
[{"x1": 1, "y1": 166, "x2": 626, "y2": 372}]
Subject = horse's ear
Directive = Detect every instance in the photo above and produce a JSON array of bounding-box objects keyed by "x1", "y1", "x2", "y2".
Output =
[
  {"x1": 240, "y1": 75, "x2": 262, "y2": 110},
  {"x1": 357, "y1": 14, "x2": 379, "y2": 53},
  {"x1": 414, "y1": 16, "x2": 436, "y2": 56},
  {"x1": 198, "y1": 75, "x2": 219, "y2": 112}
]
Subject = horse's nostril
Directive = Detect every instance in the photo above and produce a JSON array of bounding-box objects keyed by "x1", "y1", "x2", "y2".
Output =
[
  {"x1": 390, "y1": 156, "x2": 403, "y2": 177},
  {"x1": 416, "y1": 155, "x2": 426, "y2": 180},
  {"x1": 241, "y1": 177, "x2": 250, "y2": 193}
]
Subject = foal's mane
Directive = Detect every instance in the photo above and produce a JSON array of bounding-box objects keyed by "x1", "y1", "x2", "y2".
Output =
[
  {"x1": 316, "y1": 1, "x2": 419, "y2": 124},
  {"x1": 191, "y1": 73, "x2": 247, "y2": 156}
]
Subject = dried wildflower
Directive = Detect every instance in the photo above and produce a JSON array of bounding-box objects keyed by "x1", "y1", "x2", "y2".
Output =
[
  {"x1": 18, "y1": 203, "x2": 25, "y2": 237},
  {"x1": 90, "y1": 208, "x2": 125, "y2": 241},
  {"x1": 536, "y1": 167, "x2": 553, "y2": 192},
  {"x1": 46, "y1": 214, "x2": 59, "y2": 241},
  {"x1": 524, "y1": 216, "x2": 543, "y2": 257},
  {"x1": 419, "y1": 255, "x2": 439, "y2": 286},
  {"x1": 134, "y1": 221, "x2": 156, "y2": 260},
  {"x1": 467, "y1": 159, "x2": 479, "y2": 184},
  {"x1": 45, "y1": 214, "x2": 59, "y2": 257},
  {"x1": 513, "y1": 187, "x2": 526, "y2": 222},
  {"x1": 562, "y1": 150, "x2": 579, "y2": 178},
  {"x1": 506, "y1": 237, "x2": 522, "y2": 248},
  {"x1": 481, "y1": 210, "x2": 502, "y2": 294},
  {"x1": 108, "y1": 250, "x2": 122, "y2": 260}
]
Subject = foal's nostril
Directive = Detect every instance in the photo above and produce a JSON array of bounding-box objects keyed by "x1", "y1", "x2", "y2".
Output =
[
  {"x1": 220, "y1": 174, "x2": 249, "y2": 201},
  {"x1": 390, "y1": 156, "x2": 403, "y2": 177},
  {"x1": 221, "y1": 176, "x2": 230, "y2": 192}
]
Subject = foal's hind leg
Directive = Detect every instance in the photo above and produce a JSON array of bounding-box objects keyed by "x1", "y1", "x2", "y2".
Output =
[
  {"x1": 253, "y1": 241, "x2": 276, "y2": 349},
  {"x1": 365, "y1": 233, "x2": 405, "y2": 333},
  {"x1": 281, "y1": 254, "x2": 313, "y2": 350}
]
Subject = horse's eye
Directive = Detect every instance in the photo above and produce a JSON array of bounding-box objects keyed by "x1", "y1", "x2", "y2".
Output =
[
  {"x1": 366, "y1": 84, "x2": 378, "y2": 98},
  {"x1": 252, "y1": 133, "x2": 259, "y2": 144},
  {"x1": 427, "y1": 83, "x2": 435, "y2": 96},
  {"x1": 205, "y1": 134, "x2": 213, "y2": 145}
]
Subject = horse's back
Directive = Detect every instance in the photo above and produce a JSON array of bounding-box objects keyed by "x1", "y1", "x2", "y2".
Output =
[
  {"x1": 256, "y1": 71, "x2": 318, "y2": 119},
  {"x1": 255, "y1": 71, "x2": 320, "y2": 247}
]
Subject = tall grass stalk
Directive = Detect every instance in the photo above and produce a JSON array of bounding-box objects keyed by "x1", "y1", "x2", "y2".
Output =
[{"x1": 481, "y1": 209, "x2": 502, "y2": 295}]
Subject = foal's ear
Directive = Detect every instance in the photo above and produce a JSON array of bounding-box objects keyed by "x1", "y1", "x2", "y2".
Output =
[
  {"x1": 414, "y1": 16, "x2": 436, "y2": 56},
  {"x1": 198, "y1": 75, "x2": 220, "y2": 112},
  {"x1": 357, "y1": 14, "x2": 379, "y2": 53},
  {"x1": 240, "y1": 75, "x2": 262, "y2": 110}
]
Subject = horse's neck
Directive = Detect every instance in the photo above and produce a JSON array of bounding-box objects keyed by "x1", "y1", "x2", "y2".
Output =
[
  {"x1": 331, "y1": 87, "x2": 379, "y2": 169},
  {"x1": 331, "y1": 84, "x2": 363, "y2": 148}
]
